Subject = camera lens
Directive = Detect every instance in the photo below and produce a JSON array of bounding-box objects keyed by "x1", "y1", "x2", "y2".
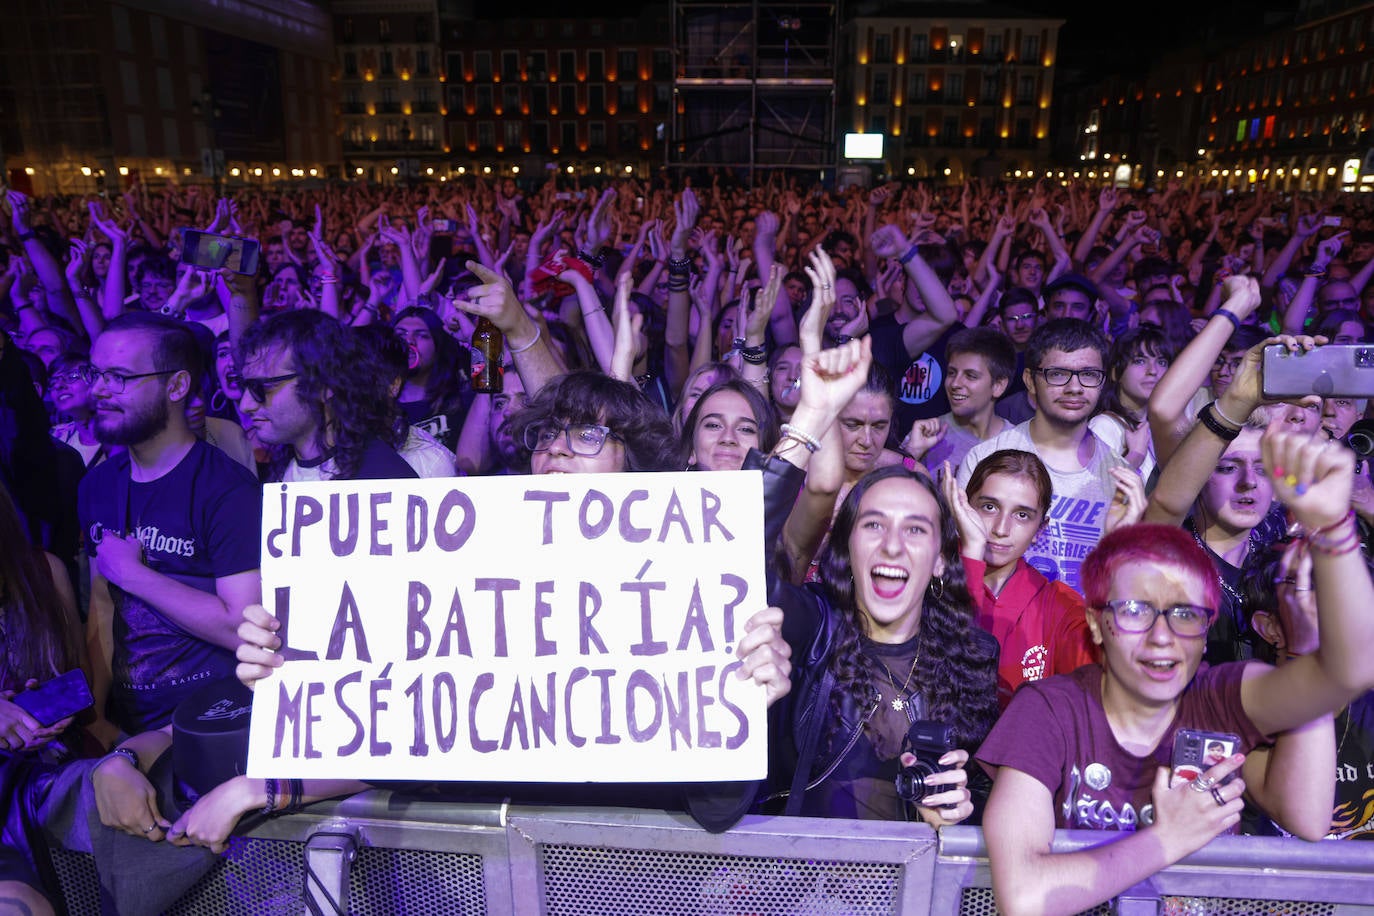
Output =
[
  {"x1": 894, "y1": 760, "x2": 939, "y2": 803},
  {"x1": 1347, "y1": 419, "x2": 1374, "y2": 458}
]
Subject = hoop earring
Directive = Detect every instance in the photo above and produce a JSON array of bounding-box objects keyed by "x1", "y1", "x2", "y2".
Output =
[{"x1": 928, "y1": 575, "x2": 945, "y2": 600}]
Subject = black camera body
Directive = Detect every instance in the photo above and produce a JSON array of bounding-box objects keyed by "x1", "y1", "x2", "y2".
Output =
[{"x1": 894, "y1": 719, "x2": 956, "y2": 805}]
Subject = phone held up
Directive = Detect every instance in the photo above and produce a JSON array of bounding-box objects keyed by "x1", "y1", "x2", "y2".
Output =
[
  {"x1": 1262, "y1": 344, "x2": 1374, "y2": 399},
  {"x1": 11, "y1": 670, "x2": 94, "y2": 728},
  {"x1": 179, "y1": 229, "x2": 261, "y2": 275}
]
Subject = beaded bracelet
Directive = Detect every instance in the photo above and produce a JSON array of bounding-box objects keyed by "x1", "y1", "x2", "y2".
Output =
[
  {"x1": 666, "y1": 256, "x2": 692, "y2": 274},
  {"x1": 740, "y1": 344, "x2": 768, "y2": 365},
  {"x1": 779, "y1": 423, "x2": 821, "y2": 453},
  {"x1": 1197, "y1": 403, "x2": 1240, "y2": 441}
]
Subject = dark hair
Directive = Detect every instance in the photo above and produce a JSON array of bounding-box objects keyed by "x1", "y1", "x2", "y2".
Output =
[
  {"x1": 351, "y1": 323, "x2": 409, "y2": 386},
  {"x1": 965, "y1": 449, "x2": 1053, "y2": 521},
  {"x1": 835, "y1": 266, "x2": 872, "y2": 300},
  {"x1": 1136, "y1": 297, "x2": 1194, "y2": 354},
  {"x1": 507, "y1": 370, "x2": 679, "y2": 472},
  {"x1": 815, "y1": 465, "x2": 1000, "y2": 748},
  {"x1": 1312, "y1": 308, "x2": 1368, "y2": 342},
  {"x1": 1101, "y1": 326, "x2": 1176, "y2": 420},
  {"x1": 679, "y1": 379, "x2": 780, "y2": 468},
  {"x1": 1221, "y1": 324, "x2": 1269, "y2": 355},
  {"x1": 237, "y1": 310, "x2": 403, "y2": 479},
  {"x1": 945, "y1": 327, "x2": 1016, "y2": 382},
  {"x1": 0, "y1": 484, "x2": 78, "y2": 690},
  {"x1": 135, "y1": 254, "x2": 176, "y2": 285},
  {"x1": 391, "y1": 306, "x2": 470, "y2": 415},
  {"x1": 1132, "y1": 256, "x2": 1174, "y2": 288},
  {"x1": 997, "y1": 286, "x2": 1039, "y2": 316},
  {"x1": 102, "y1": 311, "x2": 203, "y2": 390},
  {"x1": 1025, "y1": 317, "x2": 1110, "y2": 371},
  {"x1": 822, "y1": 229, "x2": 858, "y2": 254}
]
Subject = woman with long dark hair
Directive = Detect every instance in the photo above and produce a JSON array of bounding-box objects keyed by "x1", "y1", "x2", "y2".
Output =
[
  {"x1": 0, "y1": 483, "x2": 86, "y2": 916},
  {"x1": 679, "y1": 379, "x2": 779, "y2": 471},
  {"x1": 391, "y1": 306, "x2": 471, "y2": 452},
  {"x1": 747, "y1": 303, "x2": 998, "y2": 822}
]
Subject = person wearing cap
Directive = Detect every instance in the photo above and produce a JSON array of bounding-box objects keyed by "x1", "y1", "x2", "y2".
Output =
[{"x1": 1044, "y1": 273, "x2": 1099, "y2": 323}]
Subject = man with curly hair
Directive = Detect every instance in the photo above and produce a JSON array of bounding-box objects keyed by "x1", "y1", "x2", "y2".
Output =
[{"x1": 235, "y1": 310, "x2": 416, "y2": 482}]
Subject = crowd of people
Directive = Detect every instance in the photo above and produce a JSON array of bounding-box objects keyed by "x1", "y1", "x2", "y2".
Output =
[{"x1": 2, "y1": 170, "x2": 1374, "y2": 915}]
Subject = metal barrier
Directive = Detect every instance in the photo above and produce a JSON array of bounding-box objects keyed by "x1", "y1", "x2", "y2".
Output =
[{"x1": 46, "y1": 789, "x2": 1374, "y2": 915}]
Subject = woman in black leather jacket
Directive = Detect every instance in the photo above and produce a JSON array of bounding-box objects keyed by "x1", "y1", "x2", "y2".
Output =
[{"x1": 746, "y1": 255, "x2": 999, "y2": 822}]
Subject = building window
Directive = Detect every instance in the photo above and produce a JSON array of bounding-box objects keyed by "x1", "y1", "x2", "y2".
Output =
[
  {"x1": 348, "y1": 123, "x2": 364, "y2": 145},
  {"x1": 942, "y1": 115, "x2": 958, "y2": 144},
  {"x1": 1017, "y1": 75, "x2": 1035, "y2": 104},
  {"x1": 869, "y1": 114, "x2": 887, "y2": 134},
  {"x1": 1015, "y1": 117, "x2": 1031, "y2": 145},
  {"x1": 380, "y1": 51, "x2": 394, "y2": 76},
  {"x1": 560, "y1": 84, "x2": 576, "y2": 112},
  {"x1": 528, "y1": 52, "x2": 547, "y2": 79},
  {"x1": 344, "y1": 52, "x2": 358, "y2": 77},
  {"x1": 532, "y1": 85, "x2": 548, "y2": 113},
  {"x1": 476, "y1": 51, "x2": 492, "y2": 82},
  {"x1": 590, "y1": 122, "x2": 606, "y2": 148},
  {"x1": 908, "y1": 72, "x2": 925, "y2": 100},
  {"x1": 946, "y1": 72, "x2": 963, "y2": 100},
  {"x1": 378, "y1": 18, "x2": 390, "y2": 40},
  {"x1": 342, "y1": 17, "x2": 354, "y2": 42},
  {"x1": 978, "y1": 116, "x2": 995, "y2": 145},
  {"x1": 906, "y1": 114, "x2": 922, "y2": 138},
  {"x1": 981, "y1": 72, "x2": 1000, "y2": 103},
  {"x1": 619, "y1": 84, "x2": 636, "y2": 109},
  {"x1": 588, "y1": 50, "x2": 605, "y2": 81},
  {"x1": 531, "y1": 121, "x2": 549, "y2": 151},
  {"x1": 910, "y1": 33, "x2": 928, "y2": 61},
  {"x1": 618, "y1": 123, "x2": 638, "y2": 149},
  {"x1": 872, "y1": 72, "x2": 890, "y2": 104},
  {"x1": 619, "y1": 50, "x2": 637, "y2": 78},
  {"x1": 477, "y1": 85, "x2": 492, "y2": 114},
  {"x1": 590, "y1": 84, "x2": 606, "y2": 113},
  {"x1": 447, "y1": 53, "x2": 463, "y2": 79},
  {"x1": 478, "y1": 121, "x2": 495, "y2": 149},
  {"x1": 559, "y1": 51, "x2": 576, "y2": 81},
  {"x1": 419, "y1": 121, "x2": 436, "y2": 145},
  {"x1": 416, "y1": 50, "x2": 431, "y2": 76},
  {"x1": 384, "y1": 120, "x2": 399, "y2": 143},
  {"x1": 502, "y1": 51, "x2": 519, "y2": 80},
  {"x1": 504, "y1": 85, "x2": 520, "y2": 111},
  {"x1": 987, "y1": 32, "x2": 1003, "y2": 58},
  {"x1": 561, "y1": 121, "x2": 578, "y2": 150},
  {"x1": 1021, "y1": 34, "x2": 1039, "y2": 61},
  {"x1": 415, "y1": 16, "x2": 430, "y2": 42},
  {"x1": 504, "y1": 121, "x2": 522, "y2": 148},
  {"x1": 874, "y1": 33, "x2": 891, "y2": 63},
  {"x1": 654, "y1": 83, "x2": 669, "y2": 112},
  {"x1": 653, "y1": 50, "x2": 671, "y2": 80}
]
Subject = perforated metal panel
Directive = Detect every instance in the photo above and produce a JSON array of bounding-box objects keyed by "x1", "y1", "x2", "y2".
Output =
[
  {"x1": 167, "y1": 836, "x2": 306, "y2": 916},
  {"x1": 959, "y1": 886, "x2": 1110, "y2": 916},
  {"x1": 1161, "y1": 898, "x2": 1336, "y2": 916},
  {"x1": 47, "y1": 847, "x2": 101, "y2": 916},
  {"x1": 540, "y1": 844, "x2": 902, "y2": 916},
  {"x1": 348, "y1": 846, "x2": 487, "y2": 915}
]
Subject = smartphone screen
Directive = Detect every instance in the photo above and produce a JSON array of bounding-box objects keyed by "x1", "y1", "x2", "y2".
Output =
[{"x1": 181, "y1": 230, "x2": 261, "y2": 275}]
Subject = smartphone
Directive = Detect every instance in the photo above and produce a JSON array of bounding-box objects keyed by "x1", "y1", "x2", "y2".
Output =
[
  {"x1": 1323, "y1": 216, "x2": 1342, "y2": 228},
  {"x1": 180, "y1": 229, "x2": 261, "y2": 275},
  {"x1": 11, "y1": 670, "x2": 94, "y2": 727},
  {"x1": 1170, "y1": 728, "x2": 1239, "y2": 787},
  {"x1": 1263, "y1": 344, "x2": 1374, "y2": 399},
  {"x1": 431, "y1": 219, "x2": 458, "y2": 234}
]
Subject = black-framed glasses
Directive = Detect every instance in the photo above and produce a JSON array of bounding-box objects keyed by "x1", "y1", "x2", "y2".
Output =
[
  {"x1": 1034, "y1": 366, "x2": 1106, "y2": 388},
  {"x1": 235, "y1": 372, "x2": 299, "y2": 402},
  {"x1": 523, "y1": 422, "x2": 620, "y2": 456},
  {"x1": 1100, "y1": 600, "x2": 1216, "y2": 638},
  {"x1": 81, "y1": 366, "x2": 178, "y2": 393},
  {"x1": 49, "y1": 367, "x2": 89, "y2": 389}
]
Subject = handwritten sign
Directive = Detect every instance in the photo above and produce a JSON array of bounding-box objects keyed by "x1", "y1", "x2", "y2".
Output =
[{"x1": 246, "y1": 472, "x2": 768, "y2": 782}]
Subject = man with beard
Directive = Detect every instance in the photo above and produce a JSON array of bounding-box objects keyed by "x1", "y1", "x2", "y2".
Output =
[
  {"x1": 77, "y1": 313, "x2": 262, "y2": 742},
  {"x1": 958, "y1": 319, "x2": 1133, "y2": 594}
]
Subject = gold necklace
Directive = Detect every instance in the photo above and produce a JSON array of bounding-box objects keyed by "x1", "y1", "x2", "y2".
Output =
[{"x1": 878, "y1": 648, "x2": 921, "y2": 712}]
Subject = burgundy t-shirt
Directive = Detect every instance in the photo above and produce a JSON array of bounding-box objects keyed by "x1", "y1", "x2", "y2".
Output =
[{"x1": 976, "y1": 663, "x2": 1267, "y2": 831}]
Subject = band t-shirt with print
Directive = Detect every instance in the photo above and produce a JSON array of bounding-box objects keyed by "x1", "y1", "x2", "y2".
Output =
[
  {"x1": 79, "y1": 440, "x2": 261, "y2": 732},
  {"x1": 976, "y1": 664, "x2": 1267, "y2": 831}
]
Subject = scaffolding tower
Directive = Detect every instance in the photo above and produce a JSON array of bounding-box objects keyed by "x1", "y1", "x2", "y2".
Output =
[{"x1": 669, "y1": 0, "x2": 839, "y2": 179}]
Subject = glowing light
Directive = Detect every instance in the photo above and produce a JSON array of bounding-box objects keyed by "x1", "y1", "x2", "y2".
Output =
[
  {"x1": 119, "y1": 166, "x2": 129, "y2": 175},
  {"x1": 593, "y1": 165, "x2": 602, "y2": 173},
  {"x1": 355, "y1": 167, "x2": 364, "y2": 175},
  {"x1": 24, "y1": 167, "x2": 35, "y2": 175},
  {"x1": 155, "y1": 166, "x2": 163, "y2": 175},
  {"x1": 457, "y1": 166, "x2": 466, "y2": 174},
  {"x1": 253, "y1": 168, "x2": 263, "y2": 176},
  {"x1": 272, "y1": 167, "x2": 281, "y2": 177},
  {"x1": 483, "y1": 166, "x2": 491, "y2": 174},
  {"x1": 309, "y1": 168, "x2": 318, "y2": 177},
  {"x1": 624, "y1": 164, "x2": 633, "y2": 173},
  {"x1": 566, "y1": 165, "x2": 574, "y2": 173},
  {"x1": 426, "y1": 167, "x2": 434, "y2": 175},
  {"x1": 81, "y1": 166, "x2": 92, "y2": 176},
  {"x1": 512, "y1": 166, "x2": 520, "y2": 174},
  {"x1": 942, "y1": 167, "x2": 951, "y2": 176},
  {"x1": 229, "y1": 168, "x2": 240, "y2": 177},
  {"x1": 907, "y1": 166, "x2": 915, "y2": 175}
]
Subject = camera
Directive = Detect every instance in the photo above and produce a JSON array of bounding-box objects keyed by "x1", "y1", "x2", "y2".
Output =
[
  {"x1": 1347, "y1": 418, "x2": 1374, "y2": 459},
  {"x1": 894, "y1": 720, "x2": 956, "y2": 805}
]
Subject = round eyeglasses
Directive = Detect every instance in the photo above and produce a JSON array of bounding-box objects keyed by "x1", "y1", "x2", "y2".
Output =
[
  {"x1": 1100, "y1": 599, "x2": 1216, "y2": 638},
  {"x1": 523, "y1": 422, "x2": 621, "y2": 457}
]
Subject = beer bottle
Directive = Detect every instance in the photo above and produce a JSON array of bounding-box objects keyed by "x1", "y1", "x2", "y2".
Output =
[{"x1": 471, "y1": 317, "x2": 504, "y2": 393}]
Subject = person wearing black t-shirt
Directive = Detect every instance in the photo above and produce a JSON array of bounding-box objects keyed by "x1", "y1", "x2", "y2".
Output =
[
  {"x1": 78, "y1": 313, "x2": 262, "y2": 741},
  {"x1": 235, "y1": 310, "x2": 417, "y2": 482}
]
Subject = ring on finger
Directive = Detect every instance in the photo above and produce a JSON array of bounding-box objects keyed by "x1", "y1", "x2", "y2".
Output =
[
  {"x1": 143, "y1": 824, "x2": 157, "y2": 833},
  {"x1": 1210, "y1": 786, "x2": 1226, "y2": 807},
  {"x1": 1194, "y1": 774, "x2": 1216, "y2": 791}
]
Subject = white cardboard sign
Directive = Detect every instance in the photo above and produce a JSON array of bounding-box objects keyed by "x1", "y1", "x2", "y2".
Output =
[{"x1": 246, "y1": 471, "x2": 768, "y2": 782}]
